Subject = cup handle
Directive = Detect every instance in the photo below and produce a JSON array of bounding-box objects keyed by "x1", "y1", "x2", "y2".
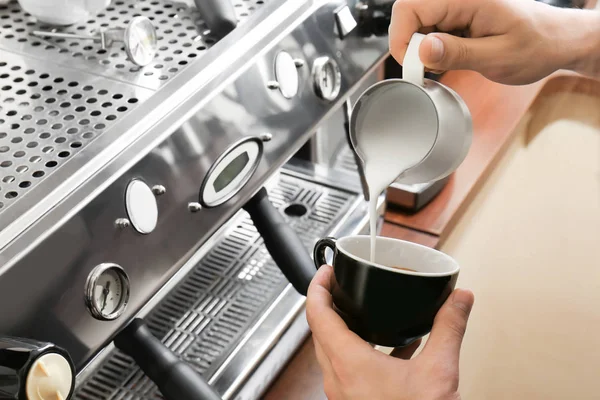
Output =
[
  {"x1": 313, "y1": 237, "x2": 337, "y2": 269},
  {"x1": 403, "y1": 33, "x2": 426, "y2": 87}
]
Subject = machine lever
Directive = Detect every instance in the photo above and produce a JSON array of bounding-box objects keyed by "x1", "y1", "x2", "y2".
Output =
[
  {"x1": 244, "y1": 187, "x2": 315, "y2": 296},
  {"x1": 114, "y1": 318, "x2": 221, "y2": 400}
]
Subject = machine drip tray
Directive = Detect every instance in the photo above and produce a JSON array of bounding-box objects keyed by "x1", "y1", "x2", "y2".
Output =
[{"x1": 74, "y1": 170, "x2": 364, "y2": 400}]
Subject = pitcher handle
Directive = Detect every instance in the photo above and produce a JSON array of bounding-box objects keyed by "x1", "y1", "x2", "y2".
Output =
[{"x1": 403, "y1": 33, "x2": 426, "y2": 87}]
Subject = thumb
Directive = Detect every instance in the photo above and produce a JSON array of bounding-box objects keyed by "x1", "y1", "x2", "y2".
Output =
[
  {"x1": 421, "y1": 289, "x2": 474, "y2": 364},
  {"x1": 419, "y1": 33, "x2": 501, "y2": 72}
]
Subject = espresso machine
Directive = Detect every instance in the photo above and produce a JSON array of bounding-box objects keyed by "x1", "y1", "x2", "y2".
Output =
[{"x1": 0, "y1": 0, "x2": 395, "y2": 398}]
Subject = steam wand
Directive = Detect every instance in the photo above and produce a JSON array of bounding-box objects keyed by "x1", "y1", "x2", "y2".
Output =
[{"x1": 114, "y1": 318, "x2": 221, "y2": 400}]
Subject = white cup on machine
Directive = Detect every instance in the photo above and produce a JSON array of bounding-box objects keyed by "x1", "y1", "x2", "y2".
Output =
[{"x1": 18, "y1": 0, "x2": 111, "y2": 26}]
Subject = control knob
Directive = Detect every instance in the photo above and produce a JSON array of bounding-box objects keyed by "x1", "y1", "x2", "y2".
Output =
[
  {"x1": 268, "y1": 51, "x2": 304, "y2": 99},
  {"x1": 114, "y1": 319, "x2": 221, "y2": 400},
  {"x1": 0, "y1": 337, "x2": 75, "y2": 400}
]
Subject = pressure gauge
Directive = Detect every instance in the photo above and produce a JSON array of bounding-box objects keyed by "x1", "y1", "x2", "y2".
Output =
[
  {"x1": 85, "y1": 263, "x2": 130, "y2": 321},
  {"x1": 312, "y1": 56, "x2": 342, "y2": 101},
  {"x1": 124, "y1": 16, "x2": 158, "y2": 67},
  {"x1": 199, "y1": 136, "x2": 264, "y2": 208}
]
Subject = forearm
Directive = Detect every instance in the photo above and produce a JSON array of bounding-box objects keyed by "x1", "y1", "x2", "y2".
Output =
[{"x1": 553, "y1": 8, "x2": 600, "y2": 78}]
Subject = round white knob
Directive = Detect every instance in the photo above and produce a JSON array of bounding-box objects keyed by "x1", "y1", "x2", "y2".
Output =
[
  {"x1": 26, "y1": 352, "x2": 73, "y2": 400},
  {"x1": 274, "y1": 51, "x2": 299, "y2": 99},
  {"x1": 125, "y1": 180, "x2": 158, "y2": 234}
]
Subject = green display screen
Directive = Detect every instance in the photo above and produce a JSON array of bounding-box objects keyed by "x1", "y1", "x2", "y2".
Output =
[{"x1": 213, "y1": 151, "x2": 250, "y2": 193}]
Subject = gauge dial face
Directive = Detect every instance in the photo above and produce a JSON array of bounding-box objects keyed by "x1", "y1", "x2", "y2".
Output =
[
  {"x1": 312, "y1": 57, "x2": 341, "y2": 101},
  {"x1": 85, "y1": 264, "x2": 130, "y2": 321},
  {"x1": 124, "y1": 16, "x2": 157, "y2": 66},
  {"x1": 319, "y1": 65, "x2": 337, "y2": 98},
  {"x1": 93, "y1": 269, "x2": 123, "y2": 315}
]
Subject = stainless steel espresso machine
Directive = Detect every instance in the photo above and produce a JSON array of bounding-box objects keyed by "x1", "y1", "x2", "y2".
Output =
[{"x1": 0, "y1": 0, "x2": 394, "y2": 399}]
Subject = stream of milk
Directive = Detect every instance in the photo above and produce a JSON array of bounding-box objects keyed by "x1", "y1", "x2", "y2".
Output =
[
  {"x1": 366, "y1": 164, "x2": 411, "y2": 262},
  {"x1": 362, "y1": 138, "x2": 427, "y2": 263}
]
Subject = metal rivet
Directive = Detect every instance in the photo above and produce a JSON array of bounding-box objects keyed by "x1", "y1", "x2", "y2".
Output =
[
  {"x1": 115, "y1": 218, "x2": 130, "y2": 229},
  {"x1": 152, "y1": 184, "x2": 166, "y2": 195},
  {"x1": 267, "y1": 81, "x2": 280, "y2": 90},
  {"x1": 187, "y1": 202, "x2": 202, "y2": 213},
  {"x1": 260, "y1": 132, "x2": 272, "y2": 142},
  {"x1": 293, "y1": 59, "x2": 305, "y2": 68}
]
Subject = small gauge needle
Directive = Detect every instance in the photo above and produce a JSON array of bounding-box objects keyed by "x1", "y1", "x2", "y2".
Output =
[{"x1": 101, "y1": 281, "x2": 111, "y2": 312}]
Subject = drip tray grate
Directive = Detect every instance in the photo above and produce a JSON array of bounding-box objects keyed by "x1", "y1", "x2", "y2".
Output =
[{"x1": 74, "y1": 173, "x2": 357, "y2": 400}]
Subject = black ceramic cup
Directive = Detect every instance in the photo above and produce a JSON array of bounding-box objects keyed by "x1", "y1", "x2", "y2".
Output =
[{"x1": 313, "y1": 235, "x2": 460, "y2": 347}]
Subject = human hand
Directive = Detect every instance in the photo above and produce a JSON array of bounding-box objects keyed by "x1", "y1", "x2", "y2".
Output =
[
  {"x1": 306, "y1": 265, "x2": 475, "y2": 400},
  {"x1": 389, "y1": 0, "x2": 600, "y2": 84}
]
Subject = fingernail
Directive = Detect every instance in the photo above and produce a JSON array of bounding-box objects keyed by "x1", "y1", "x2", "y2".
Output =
[
  {"x1": 452, "y1": 289, "x2": 474, "y2": 311},
  {"x1": 428, "y1": 36, "x2": 445, "y2": 63}
]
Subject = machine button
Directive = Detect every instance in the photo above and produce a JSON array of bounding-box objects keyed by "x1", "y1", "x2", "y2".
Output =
[
  {"x1": 274, "y1": 51, "x2": 299, "y2": 99},
  {"x1": 26, "y1": 352, "x2": 73, "y2": 400},
  {"x1": 125, "y1": 179, "x2": 158, "y2": 234},
  {"x1": 0, "y1": 337, "x2": 75, "y2": 400},
  {"x1": 312, "y1": 57, "x2": 342, "y2": 101},
  {"x1": 335, "y1": 5, "x2": 358, "y2": 39}
]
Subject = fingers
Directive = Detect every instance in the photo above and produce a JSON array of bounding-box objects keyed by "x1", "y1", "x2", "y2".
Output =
[
  {"x1": 419, "y1": 33, "x2": 507, "y2": 72},
  {"x1": 389, "y1": 338, "x2": 422, "y2": 360},
  {"x1": 389, "y1": 0, "x2": 476, "y2": 65},
  {"x1": 421, "y1": 289, "x2": 474, "y2": 365},
  {"x1": 389, "y1": 0, "x2": 506, "y2": 73},
  {"x1": 306, "y1": 266, "x2": 372, "y2": 360}
]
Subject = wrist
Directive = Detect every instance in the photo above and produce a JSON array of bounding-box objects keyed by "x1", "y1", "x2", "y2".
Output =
[{"x1": 552, "y1": 9, "x2": 600, "y2": 75}]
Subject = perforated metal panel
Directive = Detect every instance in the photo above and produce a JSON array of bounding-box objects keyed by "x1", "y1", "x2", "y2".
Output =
[
  {"x1": 73, "y1": 173, "x2": 357, "y2": 400},
  {"x1": 0, "y1": 0, "x2": 269, "y2": 214},
  {"x1": 0, "y1": 0, "x2": 268, "y2": 89},
  {"x1": 0, "y1": 52, "x2": 153, "y2": 211}
]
